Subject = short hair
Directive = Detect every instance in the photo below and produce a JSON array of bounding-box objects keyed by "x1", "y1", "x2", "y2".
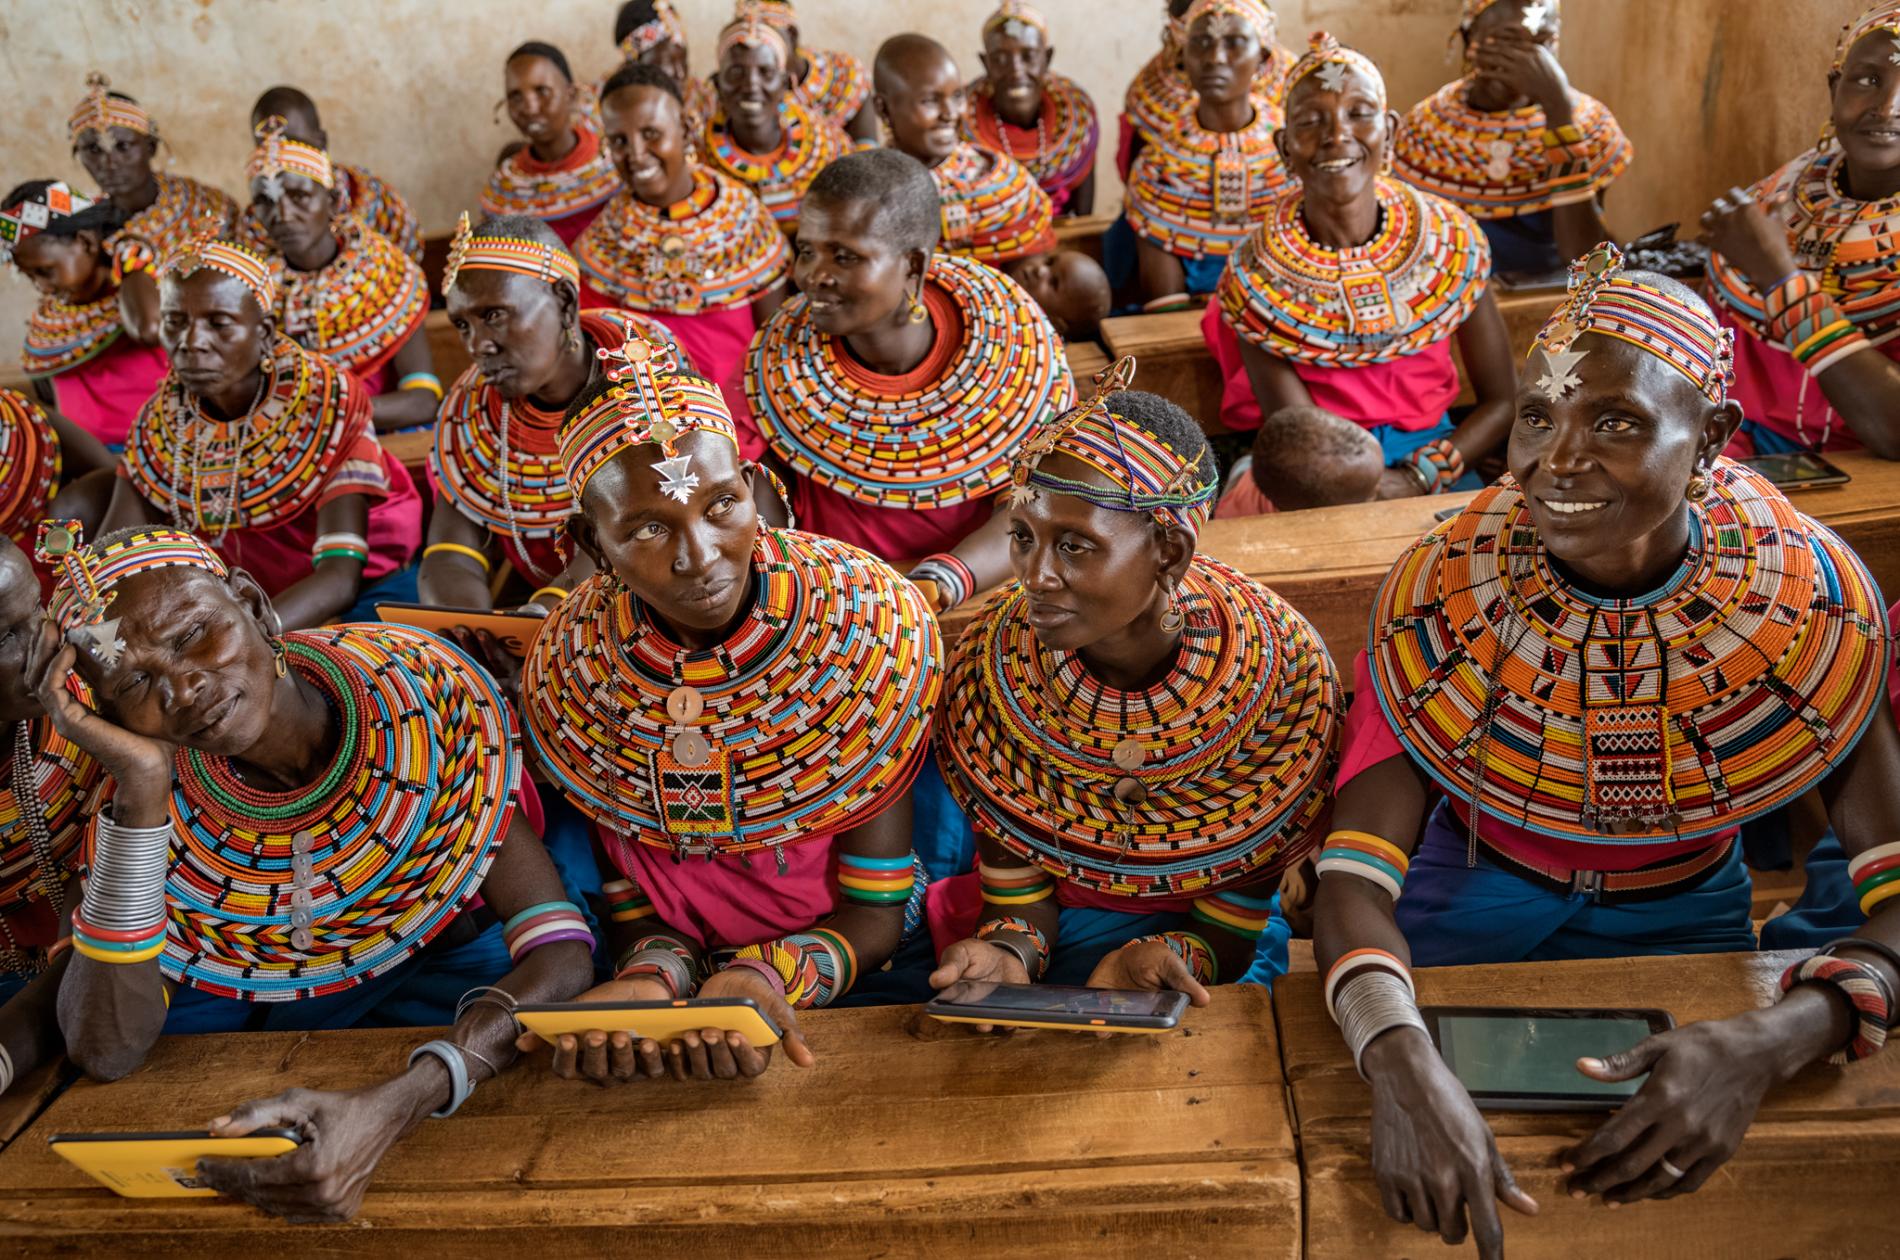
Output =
[
  {"x1": 804, "y1": 150, "x2": 942, "y2": 253},
  {"x1": 508, "y1": 41, "x2": 575, "y2": 83},
  {"x1": 0, "y1": 179, "x2": 127, "y2": 239},
  {"x1": 473, "y1": 213, "x2": 569, "y2": 252},
  {"x1": 874, "y1": 33, "x2": 955, "y2": 97},
  {"x1": 1251, "y1": 406, "x2": 1384, "y2": 511},
  {"x1": 1110, "y1": 389, "x2": 1219, "y2": 496},
  {"x1": 251, "y1": 85, "x2": 318, "y2": 128},
  {"x1": 602, "y1": 60, "x2": 684, "y2": 106}
]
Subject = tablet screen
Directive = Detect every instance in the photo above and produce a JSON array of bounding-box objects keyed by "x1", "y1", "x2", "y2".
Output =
[
  {"x1": 932, "y1": 982, "x2": 1184, "y2": 1020},
  {"x1": 1435, "y1": 1013, "x2": 1653, "y2": 1099}
]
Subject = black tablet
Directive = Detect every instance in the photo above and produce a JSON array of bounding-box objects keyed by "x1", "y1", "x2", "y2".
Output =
[
  {"x1": 1420, "y1": 1006, "x2": 1674, "y2": 1112},
  {"x1": 925, "y1": 982, "x2": 1189, "y2": 1033},
  {"x1": 1740, "y1": 451, "x2": 1852, "y2": 491}
]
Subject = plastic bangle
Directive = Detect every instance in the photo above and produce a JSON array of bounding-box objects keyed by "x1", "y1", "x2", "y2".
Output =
[
  {"x1": 408, "y1": 1038, "x2": 474, "y2": 1118},
  {"x1": 724, "y1": 955, "x2": 789, "y2": 997},
  {"x1": 423, "y1": 542, "x2": 493, "y2": 572},
  {"x1": 530, "y1": 586, "x2": 570, "y2": 605},
  {"x1": 398, "y1": 372, "x2": 444, "y2": 399}
]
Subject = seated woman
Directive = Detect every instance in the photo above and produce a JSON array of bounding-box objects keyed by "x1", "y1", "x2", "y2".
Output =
[
  {"x1": 101, "y1": 234, "x2": 421, "y2": 630},
  {"x1": 1207, "y1": 34, "x2": 1514, "y2": 499},
  {"x1": 745, "y1": 150, "x2": 1073, "y2": 602},
  {"x1": 236, "y1": 86, "x2": 422, "y2": 265},
  {"x1": 245, "y1": 119, "x2": 439, "y2": 434},
  {"x1": 482, "y1": 42, "x2": 622, "y2": 247},
  {"x1": 741, "y1": 0, "x2": 877, "y2": 144},
  {"x1": 1315, "y1": 245, "x2": 1900, "y2": 1245},
  {"x1": 22, "y1": 525, "x2": 593, "y2": 1224},
  {"x1": 1393, "y1": 0, "x2": 1631, "y2": 277},
  {"x1": 425, "y1": 212, "x2": 680, "y2": 609},
  {"x1": 3, "y1": 180, "x2": 166, "y2": 451},
  {"x1": 67, "y1": 73, "x2": 236, "y2": 261},
  {"x1": 612, "y1": 0, "x2": 717, "y2": 137},
  {"x1": 1118, "y1": 0, "x2": 1293, "y2": 180},
  {"x1": 518, "y1": 332, "x2": 941, "y2": 1080},
  {"x1": 703, "y1": 12, "x2": 850, "y2": 234},
  {"x1": 927, "y1": 365, "x2": 1336, "y2": 994},
  {"x1": 1126, "y1": 0, "x2": 1296, "y2": 309},
  {"x1": 574, "y1": 64, "x2": 789, "y2": 453},
  {"x1": 0, "y1": 390, "x2": 114, "y2": 555},
  {"x1": 1704, "y1": 2, "x2": 1900, "y2": 458},
  {"x1": 963, "y1": 1, "x2": 1100, "y2": 217}
]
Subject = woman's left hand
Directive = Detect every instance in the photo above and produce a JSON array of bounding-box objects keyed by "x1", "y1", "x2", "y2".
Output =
[
  {"x1": 1700, "y1": 186, "x2": 1801, "y2": 293},
  {"x1": 194, "y1": 1082, "x2": 413, "y2": 1223},
  {"x1": 1557, "y1": 1011, "x2": 1781, "y2": 1205},
  {"x1": 1085, "y1": 940, "x2": 1212, "y2": 1005},
  {"x1": 1473, "y1": 28, "x2": 1572, "y2": 116},
  {"x1": 665, "y1": 967, "x2": 815, "y2": 1078}
]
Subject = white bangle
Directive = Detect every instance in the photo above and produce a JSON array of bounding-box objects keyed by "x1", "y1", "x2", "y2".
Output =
[{"x1": 1336, "y1": 970, "x2": 1428, "y2": 1078}]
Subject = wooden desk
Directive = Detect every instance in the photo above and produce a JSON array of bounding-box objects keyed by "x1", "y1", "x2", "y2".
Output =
[
  {"x1": 1053, "y1": 212, "x2": 1116, "y2": 262},
  {"x1": 0, "y1": 990, "x2": 1299, "y2": 1256},
  {"x1": 1278, "y1": 950, "x2": 1900, "y2": 1259}
]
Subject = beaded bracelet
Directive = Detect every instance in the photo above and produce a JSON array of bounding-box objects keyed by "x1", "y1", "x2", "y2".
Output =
[
  {"x1": 1763, "y1": 271, "x2": 1870, "y2": 375},
  {"x1": 398, "y1": 372, "x2": 445, "y2": 400},
  {"x1": 1848, "y1": 841, "x2": 1900, "y2": 918},
  {"x1": 1190, "y1": 889, "x2": 1276, "y2": 940},
  {"x1": 724, "y1": 950, "x2": 795, "y2": 1000},
  {"x1": 1130, "y1": 930, "x2": 1218, "y2": 984},
  {"x1": 908, "y1": 553, "x2": 975, "y2": 612},
  {"x1": 615, "y1": 946, "x2": 696, "y2": 999},
  {"x1": 601, "y1": 879, "x2": 656, "y2": 925},
  {"x1": 312, "y1": 531, "x2": 369, "y2": 566},
  {"x1": 1395, "y1": 438, "x2": 1466, "y2": 495},
  {"x1": 423, "y1": 542, "x2": 493, "y2": 573},
  {"x1": 501, "y1": 901, "x2": 596, "y2": 965},
  {"x1": 1315, "y1": 830, "x2": 1410, "y2": 902},
  {"x1": 979, "y1": 861, "x2": 1055, "y2": 908},
  {"x1": 408, "y1": 1039, "x2": 474, "y2": 1118},
  {"x1": 976, "y1": 915, "x2": 1050, "y2": 980},
  {"x1": 836, "y1": 853, "x2": 915, "y2": 907},
  {"x1": 1778, "y1": 952, "x2": 1892, "y2": 1064},
  {"x1": 1323, "y1": 947, "x2": 1414, "y2": 1020}
]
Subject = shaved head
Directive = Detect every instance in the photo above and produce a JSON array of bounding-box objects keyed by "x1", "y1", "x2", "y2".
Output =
[
  {"x1": 252, "y1": 85, "x2": 322, "y2": 147},
  {"x1": 874, "y1": 33, "x2": 957, "y2": 95}
]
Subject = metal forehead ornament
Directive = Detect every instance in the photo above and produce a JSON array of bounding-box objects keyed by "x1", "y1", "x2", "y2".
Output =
[
  {"x1": 33, "y1": 520, "x2": 125, "y2": 667},
  {"x1": 595, "y1": 332, "x2": 702, "y2": 503},
  {"x1": 1316, "y1": 61, "x2": 1351, "y2": 93},
  {"x1": 1521, "y1": 0, "x2": 1553, "y2": 34}
]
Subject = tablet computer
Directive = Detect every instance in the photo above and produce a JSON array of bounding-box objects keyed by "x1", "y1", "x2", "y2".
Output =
[
  {"x1": 924, "y1": 982, "x2": 1190, "y2": 1033},
  {"x1": 1740, "y1": 451, "x2": 1852, "y2": 491},
  {"x1": 49, "y1": 1129, "x2": 302, "y2": 1198},
  {"x1": 515, "y1": 998, "x2": 783, "y2": 1046},
  {"x1": 1420, "y1": 1006, "x2": 1674, "y2": 1112},
  {"x1": 374, "y1": 603, "x2": 546, "y2": 656}
]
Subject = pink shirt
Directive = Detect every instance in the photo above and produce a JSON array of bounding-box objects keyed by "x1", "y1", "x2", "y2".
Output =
[
  {"x1": 1716, "y1": 304, "x2": 1900, "y2": 454},
  {"x1": 51, "y1": 339, "x2": 170, "y2": 447},
  {"x1": 602, "y1": 830, "x2": 840, "y2": 951}
]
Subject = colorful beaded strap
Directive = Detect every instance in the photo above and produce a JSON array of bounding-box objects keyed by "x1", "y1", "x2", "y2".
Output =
[
  {"x1": 1393, "y1": 80, "x2": 1630, "y2": 219},
  {"x1": 573, "y1": 166, "x2": 789, "y2": 315},
  {"x1": 441, "y1": 210, "x2": 581, "y2": 293},
  {"x1": 930, "y1": 143, "x2": 1056, "y2": 264},
  {"x1": 68, "y1": 72, "x2": 154, "y2": 143}
]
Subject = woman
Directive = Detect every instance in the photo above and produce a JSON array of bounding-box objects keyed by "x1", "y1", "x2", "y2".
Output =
[
  {"x1": 740, "y1": 0, "x2": 877, "y2": 144},
  {"x1": 927, "y1": 366, "x2": 1337, "y2": 994},
  {"x1": 745, "y1": 150, "x2": 1073, "y2": 598},
  {"x1": 703, "y1": 13, "x2": 850, "y2": 234},
  {"x1": 101, "y1": 234, "x2": 421, "y2": 630},
  {"x1": 245, "y1": 119, "x2": 439, "y2": 434},
  {"x1": 1119, "y1": 0, "x2": 1293, "y2": 180},
  {"x1": 483, "y1": 43, "x2": 623, "y2": 247},
  {"x1": 4, "y1": 180, "x2": 167, "y2": 450},
  {"x1": 1126, "y1": 0, "x2": 1296, "y2": 309},
  {"x1": 1704, "y1": 2, "x2": 1900, "y2": 458},
  {"x1": 612, "y1": 0, "x2": 718, "y2": 138},
  {"x1": 425, "y1": 212, "x2": 681, "y2": 608},
  {"x1": 574, "y1": 64, "x2": 789, "y2": 452},
  {"x1": 68, "y1": 73, "x2": 235, "y2": 262},
  {"x1": 22, "y1": 525, "x2": 593, "y2": 1224},
  {"x1": 1394, "y1": 0, "x2": 1631, "y2": 276},
  {"x1": 963, "y1": 1, "x2": 1100, "y2": 217},
  {"x1": 518, "y1": 331, "x2": 942, "y2": 1082},
  {"x1": 1314, "y1": 244, "x2": 1899, "y2": 1249},
  {"x1": 1206, "y1": 34, "x2": 1515, "y2": 499},
  {"x1": 0, "y1": 390, "x2": 114, "y2": 557}
]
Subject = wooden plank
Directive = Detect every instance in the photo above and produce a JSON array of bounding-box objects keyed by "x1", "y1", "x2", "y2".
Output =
[
  {"x1": 1280, "y1": 951, "x2": 1900, "y2": 1259},
  {"x1": 0, "y1": 990, "x2": 1299, "y2": 1256},
  {"x1": 0, "y1": 1060, "x2": 68, "y2": 1154},
  {"x1": 1053, "y1": 212, "x2": 1116, "y2": 262}
]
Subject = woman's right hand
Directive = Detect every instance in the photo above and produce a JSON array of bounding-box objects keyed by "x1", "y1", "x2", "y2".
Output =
[
  {"x1": 513, "y1": 976, "x2": 675, "y2": 1085},
  {"x1": 23, "y1": 621, "x2": 175, "y2": 806},
  {"x1": 925, "y1": 939, "x2": 1033, "y2": 1034},
  {"x1": 1361, "y1": 1027, "x2": 1538, "y2": 1260}
]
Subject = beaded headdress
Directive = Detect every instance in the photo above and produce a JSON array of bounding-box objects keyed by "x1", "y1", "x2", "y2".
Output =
[
  {"x1": 984, "y1": 1, "x2": 1050, "y2": 43},
  {"x1": 0, "y1": 182, "x2": 95, "y2": 268},
  {"x1": 738, "y1": 0, "x2": 798, "y2": 33},
  {"x1": 67, "y1": 73, "x2": 155, "y2": 145},
  {"x1": 38, "y1": 522, "x2": 229, "y2": 668},
  {"x1": 442, "y1": 210, "x2": 581, "y2": 295},
  {"x1": 718, "y1": 13, "x2": 793, "y2": 67},
  {"x1": 560, "y1": 331, "x2": 738, "y2": 500},
  {"x1": 1461, "y1": 0, "x2": 1558, "y2": 32},
  {"x1": 1285, "y1": 31, "x2": 1386, "y2": 107},
  {"x1": 1183, "y1": 0, "x2": 1278, "y2": 48},
  {"x1": 621, "y1": 0, "x2": 687, "y2": 58},
  {"x1": 161, "y1": 226, "x2": 279, "y2": 313},
  {"x1": 1009, "y1": 356, "x2": 1217, "y2": 536},
  {"x1": 1531, "y1": 242, "x2": 1734, "y2": 407},
  {"x1": 246, "y1": 115, "x2": 334, "y2": 196},
  {"x1": 1832, "y1": 2, "x2": 1900, "y2": 74}
]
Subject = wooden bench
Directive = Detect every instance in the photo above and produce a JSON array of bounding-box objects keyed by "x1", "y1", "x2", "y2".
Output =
[
  {"x1": 1052, "y1": 212, "x2": 1116, "y2": 262},
  {"x1": 0, "y1": 990, "x2": 1300, "y2": 1256},
  {"x1": 1279, "y1": 950, "x2": 1900, "y2": 1259}
]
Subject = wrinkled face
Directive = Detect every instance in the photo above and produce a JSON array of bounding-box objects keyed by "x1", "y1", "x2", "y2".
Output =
[
  {"x1": 70, "y1": 567, "x2": 281, "y2": 757},
  {"x1": 716, "y1": 40, "x2": 789, "y2": 127},
  {"x1": 1006, "y1": 453, "x2": 1172, "y2": 655},
  {"x1": 979, "y1": 25, "x2": 1052, "y2": 111},
  {"x1": 73, "y1": 125, "x2": 157, "y2": 199},
  {"x1": 880, "y1": 50, "x2": 967, "y2": 163},
  {"x1": 159, "y1": 269, "x2": 271, "y2": 400},
  {"x1": 0, "y1": 545, "x2": 40, "y2": 724},
  {"x1": 1008, "y1": 250, "x2": 1111, "y2": 338},
  {"x1": 10, "y1": 231, "x2": 108, "y2": 306},
  {"x1": 1183, "y1": 13, "x2": 1263, "y2": 106},
  {"x1": 602, "y1": 84, "x2": 689, "y2": 204},
  {"x1": 577, "y1": 432, "x2": 760, "y2": 636},
  {"x1": 249, "y1": 170, "x2": 336, "y2": 260},
  {"x1": 1279, "y1": 66, "x2": 1391, "y2": 201},
  {"x1": 793, "y1": 195, "x2": 917, "y2": 335},
  {"x1": 506, "y1": 53, "x2": 578, "y2": 147},
  {"x1": 446, "y1": 268, "x2": 572, "y2": 401},
  {"x1": 1832, "y1": 30, "x2": 1900, "y2": 179}
]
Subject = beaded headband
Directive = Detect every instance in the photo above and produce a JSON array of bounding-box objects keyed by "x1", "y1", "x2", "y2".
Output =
[
  {"x1": 442, "y1": 210, "x2": 581, "y2": 295},
  {"x1": 1009, "y1": 356, "x2": 1217, "y2": 536},
  {"x1": 620, "y1": 0, "x2": 687, "y2": 58},
  {"x1": 1833, "y1": 1, "x2": 1900, "y2": 73},
  {"x1": 560, "y1": 331, "x2": 739, "y2": 500},
  {"x1": 161, "y1": 226, "x2": 280, "y2": 313},
  {"x1": 1531, "y1": 241, "x2": 1734, "y2": 407},
  {"x1": 1462, "y1": 0, "x2": 1558, "y2": 29},
  {"x1": 68, "y1": 73, "x2": 155, "y2": 145},
  {"x1": 1183, "y1": 0, "x2": 1278, "y2": 48},
  {"x1": 246, "y1": 115, "x2": 334, "y2": 194},
  {"x1": 984, "y1": 1, "x2": 1051, "y2": 43},
  {"x1": 0, "y1": 182, "x2": 95, "y2": 267},
  {"x1": 37, "y1": 522, "x2": 229, "y2": 668},
  {"x1": 718, "y1": 14, "x2": 792, "y2": 67},
  {"x1": 738, "y1": 0, "x2": 797, "y2": 33},
  {"x1": 1285, "y1": 31, "x2": 1387, "y2": 107}
]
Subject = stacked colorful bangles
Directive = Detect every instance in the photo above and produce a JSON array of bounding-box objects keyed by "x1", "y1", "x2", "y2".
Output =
[
  {"x1": 70, "y1": 813, "x2": 172, "y2": 965},
  {"x1": 1851, "y1": 842, "x2": 1900, "y2": 917},
  {"x1": 1316, "y1": 830, "x2": 1410, "y2": 901}
]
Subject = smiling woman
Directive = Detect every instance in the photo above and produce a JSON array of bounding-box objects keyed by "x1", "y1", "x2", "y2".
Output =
[
  {"x1": 702, "y1": 13, "x2": 850, "y2": 234},
  {"x1": 481, "y1": 43, "x2": 623, "y2": 246}
]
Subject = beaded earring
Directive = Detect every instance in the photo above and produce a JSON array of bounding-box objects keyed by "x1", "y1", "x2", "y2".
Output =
[
  {"x1": 1158, "y1": 583, "x2": 1184, "y2": 633},
  {"x1": 270, "y1": 635, "x2": 288, "y2": 677}
]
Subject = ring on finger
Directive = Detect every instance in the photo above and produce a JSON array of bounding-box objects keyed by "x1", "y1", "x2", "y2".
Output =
[{"x1": 1659, "y1": 1157, "x2": 1688, "y2": 1181}]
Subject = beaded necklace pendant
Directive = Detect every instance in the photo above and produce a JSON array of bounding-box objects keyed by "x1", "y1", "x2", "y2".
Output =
[{"x1": 1126, "y1": 98, "x2": 1292, "y2": 261}]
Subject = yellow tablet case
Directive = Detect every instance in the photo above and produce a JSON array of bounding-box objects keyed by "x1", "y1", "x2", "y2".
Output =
[
  {"x1": 49, "y1": 1131, "x2": 300, "y2": 1198},
  {"x1": 374, "y1": 603, "x2": 546, "y2": 656},
  {"x1": 925, "y1": 1012, "x2": 1177, "y2": 1034},
  {"x1": 515, "y1": 1000, "x2": 783, "y2": 1046}
]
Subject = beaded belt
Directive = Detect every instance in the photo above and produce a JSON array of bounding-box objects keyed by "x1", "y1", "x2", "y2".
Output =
[{"x1": 1478, "y1": 835, "x2": 1736, "y2": 905}]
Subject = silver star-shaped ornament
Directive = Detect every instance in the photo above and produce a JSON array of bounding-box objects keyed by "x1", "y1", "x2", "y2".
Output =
[
  {"x1": 1317, "y1": 61, "x2": 1350, "y2": 94},
  {"x1": 81, "y1": 617, "x2": 126, "y2": 667},
  {"x1": 655, "y1": 454, "x2": 700, "y2": 503},
  {"x1": 1008, "y1": 483, "x2": 1040, "y2": 508},
  {"x1": 1521, "y1": 0, "x2": 1552, "y2": 34},
  {"x1": 1889, "y1": 35, "x2": 1900, "y2": 65},
  {"x1": 1534, "y1": 347, "x2": 1588, "y2": 401}
]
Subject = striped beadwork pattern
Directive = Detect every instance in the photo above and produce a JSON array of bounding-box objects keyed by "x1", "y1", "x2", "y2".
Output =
[
  {"x1": 1368, "y1": 459, "x2": 1889, "y2": 847},
  {"x1": 21, "y1": 267, "x2": 128, "y2": 379},
  {"x1": 1126, "y1": 97, "x2": 1293, "y2": 261},
  {"x1": 0, "y1": 390, "x2": 58, "y2": 550},
  {"x1": 116, "y1": 174, "x2": 237, "y2": 264},
  {"x1": 963, "y1": 72, "x2": 1099, "y2": 199},
  {"x1": 481, "y1": 124, "x2": 622, "y2": 225},
  {"x1": 1218, "y1": 176, "x2": 1492, "y2": 367},
  {"x1": 241, "y1": 164, "x2": 422, "y2": 264},
  {"x1": 522, "y1": 528, "x2": 944, "y2": 861},
  {"x1": 158, "y1": 626, "x2": 517, "y2": 1001},
  {"x1": 794, "y1": 47, "x2": 871, "y2": 124},
  {"x1": 574, "y1": 166, "x2": 789, "y2": 315},
  {"x1": 942, "y1": 554, "x2": 1340, "y2": 898},
  {"x1": 1710, "y1": 145, "x2": 1900, "y2": 350},
  {"x1": 273, "y1": 215, "x2": 429, "y2": 378},
  {"x1": 747, "y1": 253, "x2": 1074, "y2": 510},
  {"x1": 1394, "y1": 79, "x2": 1630, "y2": 219},
  {"x1": 930, "y1": 143, "x2": 1055, "y2": 264},
  {"x1": 703, "y1": 98, "x2": 850, "y2": 230},
  {"x1": 1123, "y1": 42, "x2": 1297, "y2": 153},
  {"x1": 0, "y1": 718, "x2": 100, "y2": 934}
]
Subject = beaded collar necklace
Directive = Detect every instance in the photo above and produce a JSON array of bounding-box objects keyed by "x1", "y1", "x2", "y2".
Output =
[
  {"x1": 275, "y1": 215, "x2": 428, "y2": 376},
  {"x1": 0, "y1": 391, "x2": 59, "y2": 548},
  {"x1": 0, "y1": 719, "x2": 91, "y2": 973},
  {"x1": 703, "y1": 99, "x2": 848, "y2": 229}
]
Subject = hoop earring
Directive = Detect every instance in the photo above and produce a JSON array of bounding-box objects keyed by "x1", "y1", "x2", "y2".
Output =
[
  {"x1": 562, "y1": 323, "x2": 581, "y2": 354},
  {"x1": 1158, "y1": 584, "x2": 1184, "y2": 634},
  {"x1": 906, "y1": 282, "x2": 928, "y2": 324},
  {"x1": 270, "y1": 636, "x2": 289, "y2": 678},
  {"x1": 1685, "y1": 470, "x2": 1711, "y2": 502}
]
